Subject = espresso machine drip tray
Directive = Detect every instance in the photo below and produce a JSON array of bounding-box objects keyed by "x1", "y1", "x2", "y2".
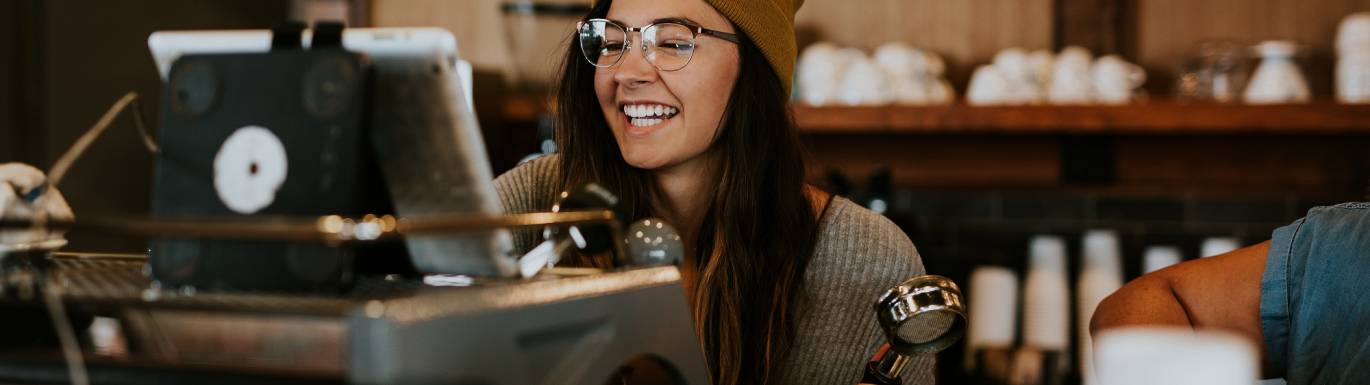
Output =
[{"x1": 0, "y1": 253, "x2": 707, "y2": 385}]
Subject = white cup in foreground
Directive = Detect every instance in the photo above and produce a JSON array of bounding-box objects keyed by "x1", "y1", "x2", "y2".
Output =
[{"x1": 1094, "y1": 327, "x2": 1258, "y2": 385}]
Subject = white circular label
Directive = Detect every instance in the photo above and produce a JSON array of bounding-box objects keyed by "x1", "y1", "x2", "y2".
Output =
[{"x1": 213, "y1": 126, "x2": 288, "y2": 214}]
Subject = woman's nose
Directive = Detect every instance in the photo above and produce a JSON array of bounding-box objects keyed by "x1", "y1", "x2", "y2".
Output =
[{"x1": 612, "y1": 41, "x2": 659, "y2": 88}]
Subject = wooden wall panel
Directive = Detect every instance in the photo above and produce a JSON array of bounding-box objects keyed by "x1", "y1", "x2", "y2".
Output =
[
  {"x1": 371, "y1": 0, "x2": 509, "y2": 72},
  {"x1": 1056, "y1": 0, "x2": 1127, "y2": 55},
  {"x1": 1136, "y1": 0, "x2": 1370, "y2": 96}
]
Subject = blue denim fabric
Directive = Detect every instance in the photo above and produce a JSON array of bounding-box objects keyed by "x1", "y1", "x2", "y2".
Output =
[{"x1": 1262, "y1": 202, "x2": 1370, "y2": 385}]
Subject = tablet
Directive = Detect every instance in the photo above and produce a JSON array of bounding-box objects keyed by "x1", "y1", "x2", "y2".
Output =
[{"x1": 147, "y1": 27, "x2": 514, "y2": 277}]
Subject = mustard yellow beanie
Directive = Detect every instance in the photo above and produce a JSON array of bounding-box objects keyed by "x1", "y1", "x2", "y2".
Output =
[
  {"x1": 593, "y1": 0, "x2": 804, "y2": 94},
  {"x1": 701, "y1": 0, "x2": 803, "y2": 95}
]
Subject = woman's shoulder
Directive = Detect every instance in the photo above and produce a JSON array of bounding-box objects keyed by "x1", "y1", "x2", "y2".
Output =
[
  {"x1": 492, "y1": 154, "x2": 562, "y2": 214},
  {"x1": 493, "y1": 154, "x2": 561, "y2": 190},
  {"x1": 811, "y1": 196, "x2": 924, "y2": 279},
  {"x1": 493, "y1": 154, "x2": 563, "y2": 253}
]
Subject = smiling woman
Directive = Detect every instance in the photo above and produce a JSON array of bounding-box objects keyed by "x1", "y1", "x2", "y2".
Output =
[{"x1": 492, "y1": 0, "x2": 933, "y2": 384}]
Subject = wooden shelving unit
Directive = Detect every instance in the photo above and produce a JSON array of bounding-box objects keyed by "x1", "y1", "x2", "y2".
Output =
[{"x1": 793, "y1": 102, "x2": 1370, "y2": 134}]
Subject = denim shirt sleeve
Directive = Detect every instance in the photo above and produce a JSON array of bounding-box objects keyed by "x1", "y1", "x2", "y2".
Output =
[
  {"x1": 1260, "y1": 202, "x2": 1370, "y2": 385},
  {"x1": 1261, "y1": 215, "x2": 1299, "y2": 376}
]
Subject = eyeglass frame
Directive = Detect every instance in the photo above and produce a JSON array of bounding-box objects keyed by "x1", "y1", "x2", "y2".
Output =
[{"x1": 575, "y1": 17, "x2": 740, "y2": 71}]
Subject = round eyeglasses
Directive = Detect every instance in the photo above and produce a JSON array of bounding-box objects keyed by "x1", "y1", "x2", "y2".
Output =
[{"x1": 576, "y1": 18, "x2": 739, "y2": 72}]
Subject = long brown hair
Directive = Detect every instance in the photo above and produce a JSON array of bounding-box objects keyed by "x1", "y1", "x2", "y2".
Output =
[{"x1": 554, "y1": 2, "x2": 822, "y2": 384}]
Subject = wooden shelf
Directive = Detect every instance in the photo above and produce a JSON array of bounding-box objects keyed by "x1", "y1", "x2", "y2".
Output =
[{"x1": 793, "y1": 102, "x2": 1370, "y2": 134}]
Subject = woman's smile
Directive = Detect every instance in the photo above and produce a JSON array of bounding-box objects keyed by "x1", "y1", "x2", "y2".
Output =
[{"x1": 619, "y1": 101, "x2": 680, "y2": 137}]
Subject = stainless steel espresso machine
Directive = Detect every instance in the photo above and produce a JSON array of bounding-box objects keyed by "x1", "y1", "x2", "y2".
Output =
[{"x1": 0, "y1": 24, "x2": 709, "y2": 385}]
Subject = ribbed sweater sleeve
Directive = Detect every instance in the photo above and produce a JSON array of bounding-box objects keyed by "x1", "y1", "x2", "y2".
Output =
[
  {"x1": 781, "y1": 197, "x2": 935, "y2": 385},
  {"x1": 491, "y1": 155, "x2": 561, "y2": 254}
]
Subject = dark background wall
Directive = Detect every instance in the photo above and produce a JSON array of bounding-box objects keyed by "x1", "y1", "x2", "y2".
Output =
[
  {"x1": 1, "y1": 0, "x2": 290, "y2": 252},
  {"x1": 0, "y1": 2, "x2": 13, "y2": 162}
]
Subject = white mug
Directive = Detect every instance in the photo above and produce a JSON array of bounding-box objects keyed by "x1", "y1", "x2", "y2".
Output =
[
  {"x1": 835, "y1": 53, "x2": 891, "y2": 106},
  {"x1": 1048, "y1": 46, "x2": 1095, "y2": 104},
  {"x1": 1244, "y1": 41, "x2": 1310, "y2": 104},
  {"x1": 967, "y1": 65, "x2": 1012, "y2": 105},
  {"x1": 1337, "y1": 51, "x2": 1370, "y2": 103},
  {"x1": 797, "y1": 42, "x2": 845, "y2": 107},
  {"x1": 1336, "y1": 12, "x2": 1370, "y2": 54},
  {"x1": 1336, "y1": 13, "x2": 1370, "y2": 104},
  {"x1": 1092, "y1": 55, "x2": 1146, "y2": 105}
]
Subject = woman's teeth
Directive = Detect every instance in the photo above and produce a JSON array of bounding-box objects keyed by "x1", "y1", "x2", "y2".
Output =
[{"x1": 623, "y1": 104, "x2": 678, "y2": 127}]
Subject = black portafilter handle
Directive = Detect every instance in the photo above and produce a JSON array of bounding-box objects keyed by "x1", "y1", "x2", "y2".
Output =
[
  {"x1": 861, "y1": 275, "x2": 968, "y2": 385},
  {"x1": 547, "y1": 183, "x2": 628, "y2": 255},
  {"x1": 554, "y1": 186, "x2": 687, "y2": 268},
  {"x1": 519, "y1": 183, "x2": 626, "y2": 277}
]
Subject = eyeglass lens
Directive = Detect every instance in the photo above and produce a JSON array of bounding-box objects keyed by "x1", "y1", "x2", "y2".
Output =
[{"x1": 579, "y1": 20, "x2": 697, "y2": 71}]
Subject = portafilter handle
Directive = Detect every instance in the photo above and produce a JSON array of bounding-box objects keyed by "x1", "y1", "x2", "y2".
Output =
[{"x1": 862, "y1": 275, "x2": 967, "y2": 385}]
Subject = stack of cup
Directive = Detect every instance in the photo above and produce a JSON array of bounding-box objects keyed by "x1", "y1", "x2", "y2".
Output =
[
  {"x1": 1024, "y1": 235, "x2": 1070, "y2": 351},
  {"x1": 966, "y1": 266, "x2": 1019, "y2": 381},
  {"x1": 1200, "y1": 237, "x2": 1241, "y2": 258},
  {"x1": 1015, "y1": 235, "x2": 1071, "y2": 385},
  {"x1": 1337, "y1": 13, "x2": 1370, "y2": 103},
  {"x1": 1142, "y1": 246, "x2": 1183, "y2": 274},
  {"x1": 1077, "y1": 230, "x2": 1124, "y2": 385}
]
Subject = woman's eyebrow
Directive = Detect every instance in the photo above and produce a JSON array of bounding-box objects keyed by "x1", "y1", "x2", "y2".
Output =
[
  {"x1": 604, "y1": 16, "x2": 704, "y2": 27},
  {"x1": 650, "y1": 16, "x2": 702, "y2": 26}
]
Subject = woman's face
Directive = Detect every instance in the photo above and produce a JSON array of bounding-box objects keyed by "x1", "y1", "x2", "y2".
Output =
[{"x1": 594, "y1": 0, "x2": 740, "y2": 171}]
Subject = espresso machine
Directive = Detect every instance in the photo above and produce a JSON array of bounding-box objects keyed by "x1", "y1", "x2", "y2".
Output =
[{"x1": 0, "y1": 24, "x2": 709, "y2": 385}]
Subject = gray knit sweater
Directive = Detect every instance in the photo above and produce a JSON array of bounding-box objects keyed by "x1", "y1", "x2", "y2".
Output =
[{"x1": 492, "y1": 155, "x2": 936, "y2": 385}]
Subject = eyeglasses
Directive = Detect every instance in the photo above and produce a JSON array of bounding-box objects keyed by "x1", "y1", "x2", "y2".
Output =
[{"x1": 576, "y1": 18, "x2": 739, "y2": 72}]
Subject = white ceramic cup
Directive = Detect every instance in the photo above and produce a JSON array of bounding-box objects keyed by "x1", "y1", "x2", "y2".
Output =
[
  {"x1": 835, "y1": 53, "x2": 892, "y2": 106},
  {"x1": 1092, "y1": 55, "x2": 1147, "y2": 105},
  {"x1": 1200, "y1": 237, "x2": 1242, "y2": 258},
  {"x1": 1094, "y1": 327, "x2": 1258, "y2": 385},
  {"x1": 967, "y1": 65, "x2": 1012, "y2": 105},
  {"x1": 1338, "y1": 50, "x2": 1370, "y2": 103},
  {"x1": 1336, "y1": 12, "x2": 1370, "y2": 54},
  {"x1": 1244, "y1": 40, "x2": 1311, "y2": 104},
  {"x1": 797, "y1": 42, "x2": 845, "y2": 106},
  {"x1": 1024, "y1": 235, "x2": 1070, "y2": 350},
  {"x1": 1048, "y1": 46, "x2": 1095, "y2": 104},
  {"x1": 1142, "y1": 245, "x2": 1183, "y2": 274},
  {"x1": 968, "y1": 266, "x2": 1019, "y2": 349}
]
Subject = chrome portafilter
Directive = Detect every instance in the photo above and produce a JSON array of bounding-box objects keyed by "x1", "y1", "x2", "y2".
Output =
[{"x1": 863, "y1": 275, "x2": 967, "y2": 385}]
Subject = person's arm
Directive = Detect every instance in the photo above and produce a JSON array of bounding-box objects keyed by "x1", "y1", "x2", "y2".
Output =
[{"x1": 1090, "y1": 241, "x2": 1270, "y2": 363}]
